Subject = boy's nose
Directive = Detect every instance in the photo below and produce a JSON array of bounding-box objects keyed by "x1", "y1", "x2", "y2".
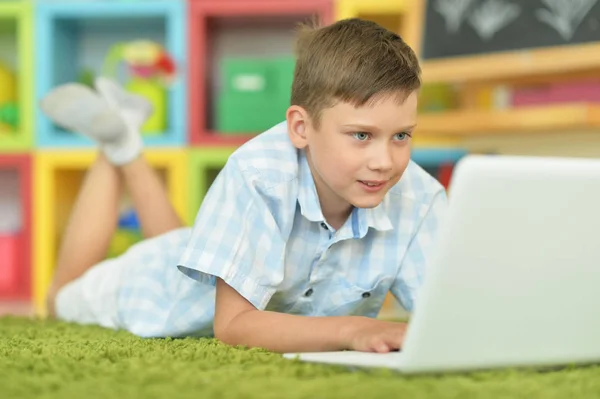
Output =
[{"x1": 368, "y1": 150, "x2": 394, "y2": 171}]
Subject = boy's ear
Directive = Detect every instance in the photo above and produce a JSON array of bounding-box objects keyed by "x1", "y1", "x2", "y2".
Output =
[{"x1": 286, "y1": 105, "x2": 309, "y2": 149}]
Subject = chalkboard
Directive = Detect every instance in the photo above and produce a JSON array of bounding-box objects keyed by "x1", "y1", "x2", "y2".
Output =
[{"x1": 421, "y1": 0, "x2": 600, "y2": 60}]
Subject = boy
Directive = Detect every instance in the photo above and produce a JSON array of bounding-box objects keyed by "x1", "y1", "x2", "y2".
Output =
[{"x1": 40, "y1": 18, "x2": 447, "y2": 354}]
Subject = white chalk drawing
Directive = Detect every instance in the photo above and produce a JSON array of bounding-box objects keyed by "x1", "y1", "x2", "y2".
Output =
[
  {"x1": 468, "y1": 0, "x2": 521, "y2": 40},
  {"x1": 536, "y1": 0, "x2": 598, "y2": 40},
  {"x1": 434, "y1": 0, "x2": 477, "y2": 33}
]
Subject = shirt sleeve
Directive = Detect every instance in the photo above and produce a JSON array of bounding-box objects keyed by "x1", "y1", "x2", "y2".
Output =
[
  {"x1": 391, "y1": 188, "x2": 448, "y2": 312},
  {"x1": 177, "y1": 158, "x2": 286, "y2": 310}
]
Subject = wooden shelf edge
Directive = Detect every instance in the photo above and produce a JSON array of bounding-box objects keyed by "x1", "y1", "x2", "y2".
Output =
[
  {"x1": 417, "y1": 103, "x2": 600, "y2": 137},
  {"x1": 421, "y1": 43, "x2": 600, "y2": 85}
]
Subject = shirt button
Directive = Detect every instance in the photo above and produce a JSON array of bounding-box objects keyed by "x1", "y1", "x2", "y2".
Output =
[
  {"x1": 362, "y1": 292, "x2": 371, "y2": 298},
  {"x1": 320, "y1": 222, "x2": 328, "y2": 230},
  {"x1": 305, "y1": 288, "x2": 314, "y2": 297}
]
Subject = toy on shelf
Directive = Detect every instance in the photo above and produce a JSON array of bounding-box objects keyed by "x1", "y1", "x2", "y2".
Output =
[
  {"x1": 102, "y1": 40, "x2": 177, "y2": 135},
  {"x1": 216, "y1": 57, "x2": 295, "y2": 135},
  {"x1": 510, "y1": 79, "x2": 600, "y2": 108},
  {"x1": 107, "y1": 208, "x2": 142, "y2": 258},
  {"x1": 418, "y1": 83, "x2": 458, "y2": 113},
  {"x1": 0, "y1": 61, "x2": 17, "y2": 133}
]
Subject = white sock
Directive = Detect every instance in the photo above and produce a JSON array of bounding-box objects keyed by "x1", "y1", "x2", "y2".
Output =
[
  {"x1": 39, "y1": 83, "x2": 143, "y2": 166},
  {"x1": 39, "y1": 83, "x2": 127, "y2": 143},
  {"x1": 101, "y1": 109, "x2": 144, "y2": 166},
  {"x1": 94, "y1": 77, "x2": 153, "y2": 165},
  {"x1": 94, "y1": 76, "x2": 153, "y2": 127}
]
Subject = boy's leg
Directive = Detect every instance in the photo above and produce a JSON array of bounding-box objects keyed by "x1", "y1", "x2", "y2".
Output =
[
  {"x1": 94, "y1": 77, "x2": 183, "y2": 237},
  {"x1": 120, "y1": 156, "x2": 183, "y2": 239},
  {"x1": 48, "y1": 154, "x2": 122, "y2": 316},
  {"x1": 41, "y1": 80, "x2": 183, "y2": 315}
]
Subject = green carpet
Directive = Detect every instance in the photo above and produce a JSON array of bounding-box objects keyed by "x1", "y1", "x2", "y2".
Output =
[{"x1": 1, "y1": 316, "x2": 600, "y2": 399}]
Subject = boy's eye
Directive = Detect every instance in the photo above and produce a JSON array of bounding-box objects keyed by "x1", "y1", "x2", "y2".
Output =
[
  {"x1": 394, "y1": 132, "x2": 411, "y2": 141},
  {"x1": 352, "y1": 132, "x2": 370, "y2": 141}
]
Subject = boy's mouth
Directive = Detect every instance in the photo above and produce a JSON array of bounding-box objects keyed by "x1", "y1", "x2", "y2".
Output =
[
  {"x1": 359, "y1": 180, "x2": 386, "y2": 186},
  {"x1": 358, "y1": 180, "x2": 387, "y2": 190}
]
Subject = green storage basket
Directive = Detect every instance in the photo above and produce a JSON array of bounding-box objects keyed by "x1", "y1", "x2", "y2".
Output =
[{"x1": 216, "y1": 57, "x2": 295, "y2": 134}]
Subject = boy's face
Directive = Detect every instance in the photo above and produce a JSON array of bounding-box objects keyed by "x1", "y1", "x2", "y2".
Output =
[{"x1": 288, "y1": 91, "x2": 417, "y2": 224}]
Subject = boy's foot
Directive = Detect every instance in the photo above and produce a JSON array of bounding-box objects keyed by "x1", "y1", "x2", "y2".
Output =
[
  {"x1": 94, "y1": 77, "x2": 152, "y2": 166},
  {"x1": 94, "y1": 76, "x2": 154, "y2": 128},
  {"x1": 39, "y1": 83, "x2": 142, "y2": 166},
  {"x1": 39, "y1": 83, "x2": 127, "y2": 143}
]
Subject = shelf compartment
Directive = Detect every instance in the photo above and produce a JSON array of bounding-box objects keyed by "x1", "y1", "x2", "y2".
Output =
[
  {"x1": 35, "y1": 0, "x2": 187, "y2": 148},
  {"x1": 0, "y1": 1, "x2": 33, "y2": 151},
  {"x1": 33, "y1": 149, "x2": 188, "y2": 316},
  {"x1": 335, "y1": 0, "x2": 423, "y2": 51},
  {"x1": 188, "y1": 0, "x2": 333, "y2": 146},
  {"x1": 0, "y1": 154, "x2": 31, "y2": 301}
]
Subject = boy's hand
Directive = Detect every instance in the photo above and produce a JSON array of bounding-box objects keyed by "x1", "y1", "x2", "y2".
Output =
[{"x1": 341, "y1": 317, "x2": 408, "y2": 353}]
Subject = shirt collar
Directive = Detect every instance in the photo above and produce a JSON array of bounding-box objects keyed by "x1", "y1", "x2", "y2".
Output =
[
  {"x1": 297, "y1": 149, "x2": 325, "y2": 223},
  {"x1": 297, "y1": 149, "x2": 393, "y2": 233}
]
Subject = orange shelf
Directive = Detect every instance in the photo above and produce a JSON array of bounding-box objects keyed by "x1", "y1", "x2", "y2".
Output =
[{"x1": 417, "y1": 103, "x2": 600, "y2": 137}]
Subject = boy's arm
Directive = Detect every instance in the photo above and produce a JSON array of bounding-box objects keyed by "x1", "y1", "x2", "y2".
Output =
[
  {"x1": 179, "y1": 159, "x2": 405, "y2": 353},
  {"x1": 214, "y1": 278, "x2": 407, "y2": 353}
]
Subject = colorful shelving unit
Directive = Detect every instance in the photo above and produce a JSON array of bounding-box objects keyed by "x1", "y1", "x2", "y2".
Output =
[
  {"x1": 0, "y1": 1, "x2": 33, "y2": 152},
  {"x1": 33, "y1": 149, "x2": 188, "y2": 315},
  {"x1": 188, "y1": 0, "x2": 334, "y2": 146},
  {"x1": 34, "y1": 0, "x2": 187, "y2": 148},
  {"x1": 0, "y1": 154, "x2": 31, "y2": 302},
  {"x1": 0, "y1": 0, "x2": 471, "y2": 320}
]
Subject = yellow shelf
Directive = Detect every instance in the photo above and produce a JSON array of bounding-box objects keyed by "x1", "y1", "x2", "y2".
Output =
[
  {"x1": 335, "y1": 0, "x2": 424, "y2": 53},
  {"x1": 417, "y1": 103, "x2": 600, "y2": 137},
  {"x1": 336, "y1": 0, "x2": 411, "y2": 16},
  {"x1": 33, "y1": 149, "x2": 188, "y2": 316},
  {"x1": 421, "y1": 42, "x2": 600, "y2": 86}
]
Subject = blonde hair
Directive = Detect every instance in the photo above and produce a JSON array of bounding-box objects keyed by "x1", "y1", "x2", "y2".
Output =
[{"x1": 291, "y1": 18, "x2": 421, "y2": 128}]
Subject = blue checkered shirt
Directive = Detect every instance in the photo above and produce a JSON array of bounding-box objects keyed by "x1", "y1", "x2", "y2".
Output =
[{"x1": 117, "y1": 122, "x2": 447, "y2": 338}]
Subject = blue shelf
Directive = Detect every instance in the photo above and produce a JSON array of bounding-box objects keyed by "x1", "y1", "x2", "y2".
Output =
[
  {"x1": 411, "y1": 148, "x2": 467, "y2": 167},
  {"x1": 34, "y1": 0, "x2": 187, "y2": 148}
]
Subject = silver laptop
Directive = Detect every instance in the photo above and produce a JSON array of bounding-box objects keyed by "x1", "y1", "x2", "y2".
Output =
[{"x1": 284, "y1": 154, "x2": 600, "y2": 374}]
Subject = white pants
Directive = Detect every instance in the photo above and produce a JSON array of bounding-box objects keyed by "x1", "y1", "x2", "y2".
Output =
[{"x1": 55, "y1": 256, "x2": 127, "y2": 330}]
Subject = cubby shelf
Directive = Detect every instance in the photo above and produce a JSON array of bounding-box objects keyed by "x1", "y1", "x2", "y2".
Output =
[
  {"x1": 33, "y1": 149, "x2": 188, "y2": 315},
  {"x1": 34, "y1": 0, "x2": 187, "y2": 148},
  {"x1": 0, "y1": 154, "x2": 31, "y2": 302},
  {"x1": 335, "y1": 0, "x2": 423, "y2": 52},
  {"x1": 188, "y1": 0, "x2": 334, "y2": 146},
  {"x1": 0, "y1": 1, "x2": 470, "y2": 319},
  {"x1": 0, "y1": 1, "x2": 33, "y2": 152}
]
